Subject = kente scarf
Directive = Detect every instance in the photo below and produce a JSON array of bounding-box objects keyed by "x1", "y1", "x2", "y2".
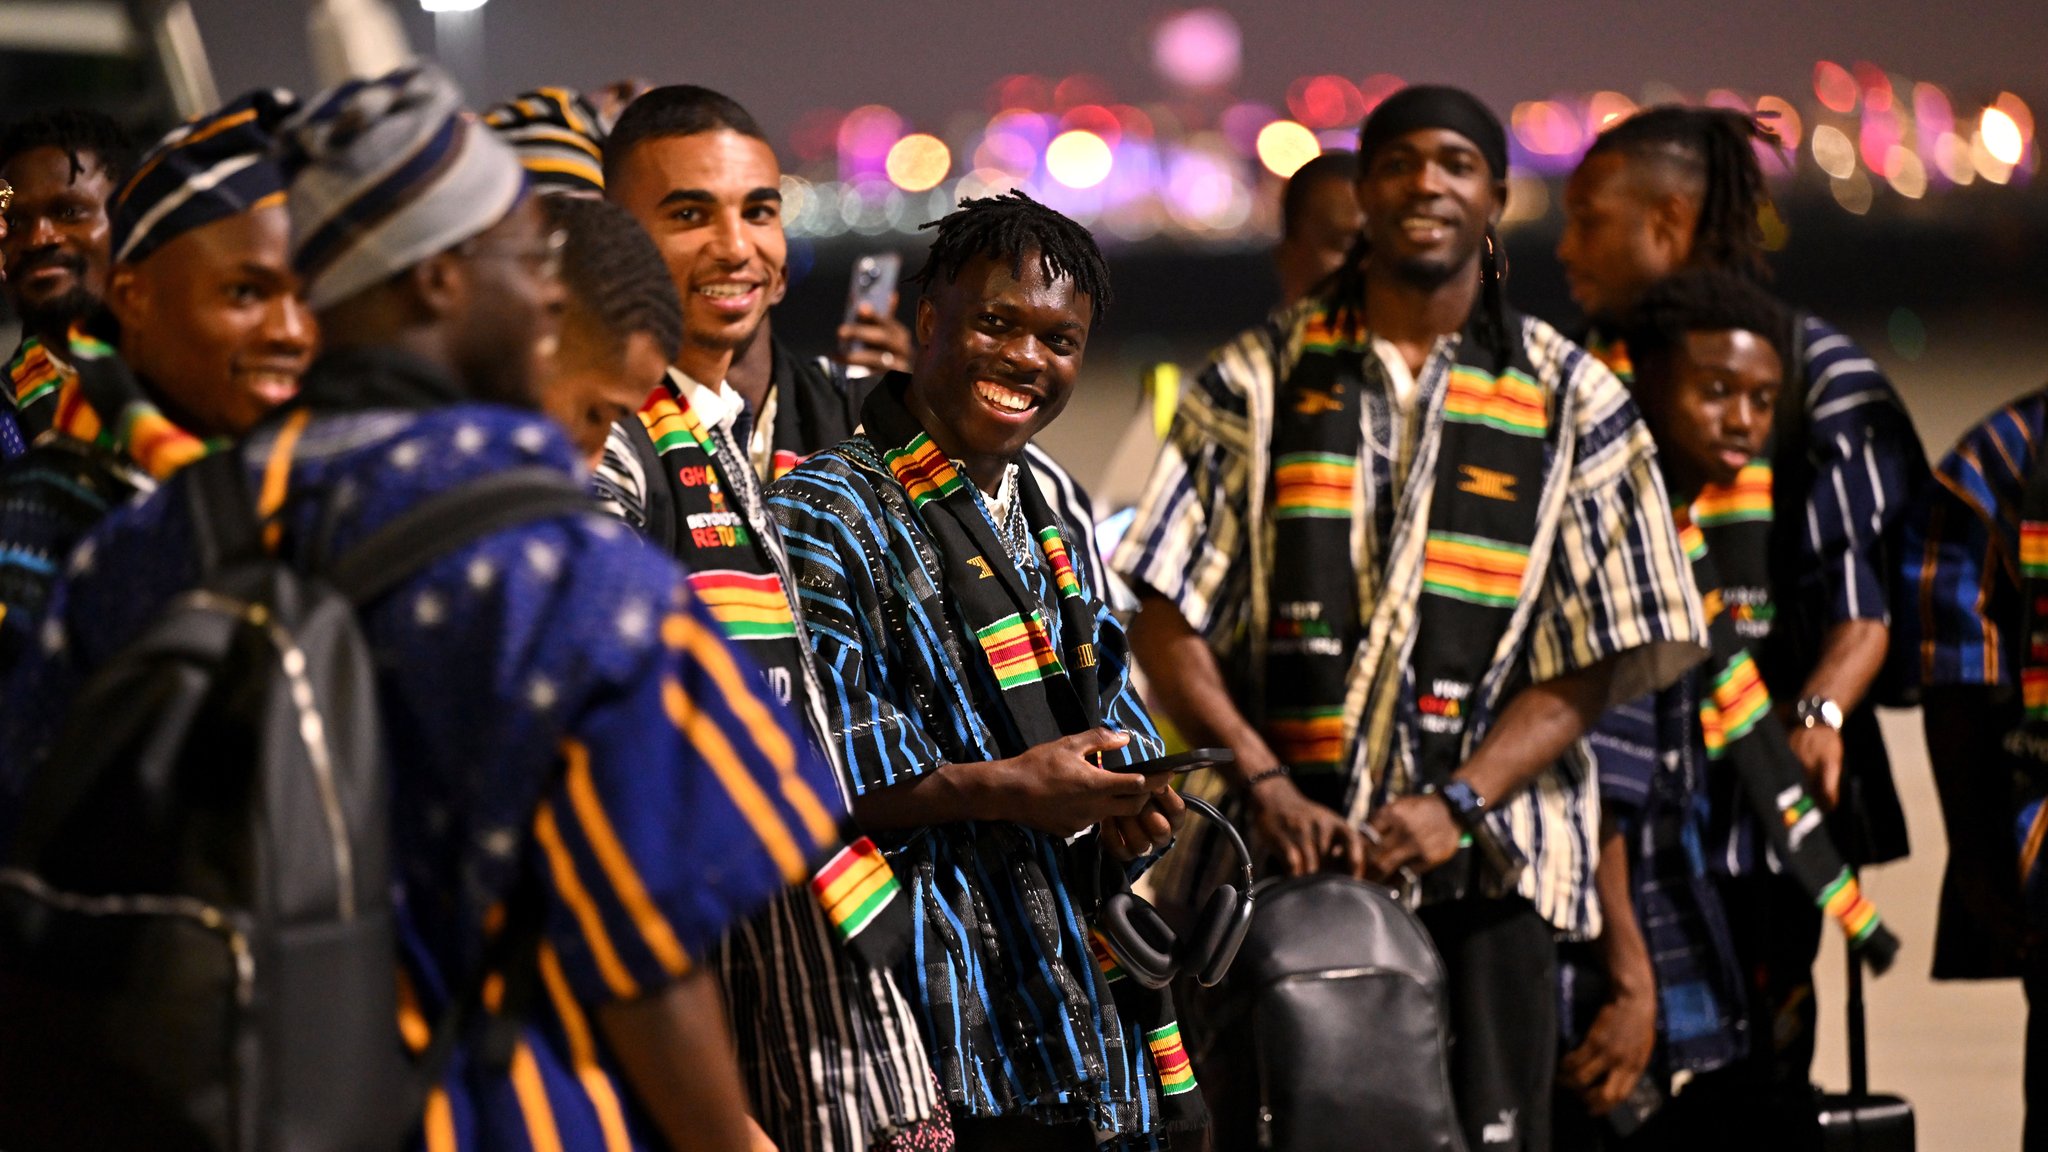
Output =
[
  {"x1": 2008, "y1": 447, "x2": 2048, "y2": 930},
  {"x1": 1264, "y1": 306, "x2": 1548, "y2": 900},
  {"x1": 1680, "y1": 514, "x2": 1899, "y2": 970},
  {"x1": 8, "y1": 335, "x2": 74, "y2": 442},
  {"x1": 856, "y1": 377, "x2": 1206, "y2": 1131},
  {"x1": 54, "y1": 319, "x2": 220, "y2": 480},
  {"x1": 633, "y1": 373, "x2": 912, "y2": 971}
]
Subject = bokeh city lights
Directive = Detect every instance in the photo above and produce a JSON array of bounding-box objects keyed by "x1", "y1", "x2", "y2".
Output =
[{"x1": 765, "y1": 16, "x2": 2037, "y2": 247}]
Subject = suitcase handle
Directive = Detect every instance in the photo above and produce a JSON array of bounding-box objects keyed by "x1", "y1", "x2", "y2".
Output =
[{"x1": 1846, "y1": 875, "x2": 1869, "y2": 1098}]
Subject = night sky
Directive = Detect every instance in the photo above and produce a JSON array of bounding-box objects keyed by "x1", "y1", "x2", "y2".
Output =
[{"x1": 191, "y1": 0, "x2": 2047, "y2": 134}]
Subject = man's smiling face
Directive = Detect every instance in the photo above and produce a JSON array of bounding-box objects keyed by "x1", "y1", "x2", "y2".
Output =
[
  {"x1": 1356, "y1": 127, "x2": 1503, "y2": 290},
  {"x1": 908, "y1": 249, "x2": 1091, "y2": 488},
  {"x1": 607, "y1": 128, "x2": 786, "y2": 361}
]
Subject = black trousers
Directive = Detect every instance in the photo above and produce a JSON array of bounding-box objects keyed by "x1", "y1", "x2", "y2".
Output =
[
  {"x1": 1418, "y1": 897, "x2": 1559, "y2": 1151},
  {"x1": 1584, "y1": 874, "x2": 1823, "y2": 1152}
]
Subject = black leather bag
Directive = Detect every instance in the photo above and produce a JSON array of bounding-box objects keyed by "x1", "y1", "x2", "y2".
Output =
[{"x1": 1191, "y1": 874, "x2": 1468, "y2": 1152}]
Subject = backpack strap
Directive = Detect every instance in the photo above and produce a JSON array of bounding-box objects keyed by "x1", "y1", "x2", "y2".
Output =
[
  {"x1": 406, "y1": 867, "x2": 550, "y2": 1114},
  {"x1": 324, "y1": 467, "x2": 595, "y2": 605},
  {"x1": 183, "y1": 451, "x2": 264, "y2": 574}
]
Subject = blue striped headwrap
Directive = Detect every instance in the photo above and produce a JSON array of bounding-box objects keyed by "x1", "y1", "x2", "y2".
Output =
[
  {"x1": 111, "y1": 88, "x2": 299, "y2": 267},
  {"x1": 279, "y1": 64, "x2": 527, "y2": 310},
  {"x1": 483, "y1": 87, "x2": 607, "y2": 196}
]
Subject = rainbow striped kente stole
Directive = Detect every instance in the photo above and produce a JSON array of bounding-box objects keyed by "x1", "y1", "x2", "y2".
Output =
[{"x1": 1683, "y1": 510, "x2": 1899, "y2": 968}]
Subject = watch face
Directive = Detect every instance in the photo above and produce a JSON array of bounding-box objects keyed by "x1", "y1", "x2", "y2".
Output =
[{"x1": 1799, "y1": 697, "x2": 1844, "y2": 730}]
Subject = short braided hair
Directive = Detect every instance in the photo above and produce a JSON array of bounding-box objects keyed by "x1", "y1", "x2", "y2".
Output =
[
  {"x1": 1622, "y1": 266, "x2": 1793, "y2": 388},
  {"x1": 910, "y1": 189, "x2": 1112, "y2": 323},
  {"x1": 1585, "y1": 105, "x2": 1780, "y2": 282},
  {"x1": 541, "y1": 194, "x2": 683, "y2": 362},
  {"x1": 602, "y1": 84, "x2": 766, "y2": 191},
  {"x1": 0, "y1": 107, "x2": 136, "y2": 187}
]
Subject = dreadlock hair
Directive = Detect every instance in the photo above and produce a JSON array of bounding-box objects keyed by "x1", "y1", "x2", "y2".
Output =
[
  {"x1": 1621, "y1": 266, "x2": 1793, "y2": 397},
  {"x1": 909, "y1": 189, "x2": 1112, "y2": 324},
  {"x1": 542, "y1": 194, "x2": 683, "y2": 363},
  {"x1": 1280, "y1": 149, "x2": 1357, "y2": 238},
  {"x1": 1584, "y1": 105, "x2": 1781, "y2": 283},
  {"x1": 601, "y1": 84, "x2": 767, "y2": 191},
  {"x1": 0, "y1": 107, "x2": 136, "y2": 187}
]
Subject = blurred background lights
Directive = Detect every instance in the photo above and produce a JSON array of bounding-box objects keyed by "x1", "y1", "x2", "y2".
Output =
[
  {"x1": 1982, "y1": 106, "x2": 2024, "y2": 166},
  {"x1": 1831, "y1": 170, "x2": 1874, "y2": 214},
  {"x1": 974, "y1": 130, "x2": 1038, "y2": 178},
  {"x1": 1499, "y1": 172, "x2": 1551, "y2": 226},
  {"x1": 1511, "y1": 100, "x2": 1584, "y2": 156},
  {"x1": 1885, "y1": 146, "x2": 1928, "y2": 198},
  {"x1": 1587, "y1": 91, "x2": 1637, "y2": 132},
  {"x1": 1754, "y1": 95, "x2": 1802, "y2": 149},
  {"x1": 1255, "y1": 120, "x2": 1322, "y2": 177},
  {"x1": 1152, "y1": 8, "x2": 1242, "y2": 89},
  {"x1": 1813, "y1": 60, "x2": 1858, "y2": 113},
  {"x1": 1288, "y1": 74, "x2": 1364, "y2": 129},
  {"x1": 1812, "y1": 125, "x2": 1856, "y2": 179},
  {"x1": 1047, "y1": 130, "x2": 1115, "y2": 188},
  {"x1": 1935, "y1": 132, "x2": 1976, "y2": 185},
  {"x1": 769, "y1": 56, "x2": 2036, "y2": 240},
  {"x1": 885, "y1": 134, "x2": 951, "y2": 192},
  {"x1": 836, "y1": 104, "x2": 904, "y2": 176}
]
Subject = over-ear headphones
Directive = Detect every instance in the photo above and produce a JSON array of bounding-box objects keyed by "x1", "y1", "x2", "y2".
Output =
[{"x1": 1098, "y1": 795, "x2": 1257, "y2": 989}]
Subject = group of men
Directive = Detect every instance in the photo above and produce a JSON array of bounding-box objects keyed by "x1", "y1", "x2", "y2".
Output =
[{"x1": 0, "y1": 57, "x2": 2035, "y2": 1152}]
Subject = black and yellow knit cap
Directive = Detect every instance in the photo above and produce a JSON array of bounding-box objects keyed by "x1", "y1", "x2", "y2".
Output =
[{"x1": 483, "y1": 86, "x2": 608, "y2": 196}]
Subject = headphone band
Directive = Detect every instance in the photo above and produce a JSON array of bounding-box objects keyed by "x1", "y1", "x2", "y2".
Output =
[{"x1": 1180, "y1": 794, "x2": 1256, "y2": 895}]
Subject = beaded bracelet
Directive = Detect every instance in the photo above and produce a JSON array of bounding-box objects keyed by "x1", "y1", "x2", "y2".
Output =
[{"x1": 1244, "y1": 765, "x2": 1291, "y2": 789}]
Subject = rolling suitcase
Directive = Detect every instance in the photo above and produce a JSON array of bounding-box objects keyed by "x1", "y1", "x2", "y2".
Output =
[{"x1": 1814, "y1": 900, "x2": 1916, "y2": 1150}]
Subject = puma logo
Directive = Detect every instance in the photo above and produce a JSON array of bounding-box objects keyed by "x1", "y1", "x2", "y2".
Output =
[
  {"x1": 966, "y1": 556, "x2": 994, "y2": 579},
  {"x1": 1458, "y1": 464, "x2": 1518, "y2": 502},
  {"x1": 1294, "y1": 388, "x2": 1344, "y2": 415},
  {"x1": 1482, "y1": 1108, "x2": 1518, "y2": 1145}
]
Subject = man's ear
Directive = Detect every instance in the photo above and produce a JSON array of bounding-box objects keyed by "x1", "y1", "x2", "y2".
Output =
[
  {"x1": 406, "y1": 248, "x2": 468, "y2": 322},
  {"x1": 1488, "y1": 178, "x2": 1509, "y2": 229},
  {"x1": 913, "y1": 294, "x2": 935, "y2": 351},
  {"x1": 105, "y1": 263, "x2": 146, "y2": 332},
  {"x1": 1651, "y1": 192, "x2": 1699, "y2": 262}
]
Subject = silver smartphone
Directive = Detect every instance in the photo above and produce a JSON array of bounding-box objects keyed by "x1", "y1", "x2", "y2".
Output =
[{"x1": 840, "y1": 252, "x2": 901, "y2": 378}]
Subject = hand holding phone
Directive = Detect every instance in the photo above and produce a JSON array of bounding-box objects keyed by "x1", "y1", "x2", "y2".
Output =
[
  {"x1": 839, "y1": 253, "x2": 902, "y2": 378},
  {"x1": 1109, "y1": 748, "x2": 1236, "y2": 777}
]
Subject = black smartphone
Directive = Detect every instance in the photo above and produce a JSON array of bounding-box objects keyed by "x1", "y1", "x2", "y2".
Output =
[{"x1": 1111, "y1": 748, "x2": 1236, "y2": 775}]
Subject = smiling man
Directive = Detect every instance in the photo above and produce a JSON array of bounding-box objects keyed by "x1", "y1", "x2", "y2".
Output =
[
  {"x1": 0, "y1": 109, "x2": 135, "y2": 449},
  {"x1": 770, "y1": 191, "x2": 1192, "y2": 1152},
  {"x1": 598, "y1": 85, "x2": 946, "y2": 1152},
  {"x1": 0, "y1": 91, "x2": 312, "y2": 670},
  {"x1": 1115, "y1": 87, "x2": 1707, "y2": 1151}
]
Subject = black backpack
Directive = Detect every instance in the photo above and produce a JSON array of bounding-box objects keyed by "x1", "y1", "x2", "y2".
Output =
[
  {"x1": 1192, "y1": 874, "x2": 1469, "y2": 1152},
  {"x1": 0, "y1": 450, "x2": 593, "y2": 1151}
]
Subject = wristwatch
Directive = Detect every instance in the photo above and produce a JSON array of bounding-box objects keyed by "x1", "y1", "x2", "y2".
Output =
[
  {"x1": 1434, "y1": 779, "x2": 1488, "y2": 829},
  {"x1": 1794, "y1": 695, "x2": 1844, "y2": 732}
]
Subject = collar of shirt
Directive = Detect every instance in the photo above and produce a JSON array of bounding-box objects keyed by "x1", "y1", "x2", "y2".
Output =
[
  {"x1": 672, "y1": 365, "x2": 738, "y2": 431},
  {"x1": 670, "y1": 365, "x2": 778, "y2": 481},
  {"x1": 977, "y1": 461, "x2": 1020, "y2": 528}
]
